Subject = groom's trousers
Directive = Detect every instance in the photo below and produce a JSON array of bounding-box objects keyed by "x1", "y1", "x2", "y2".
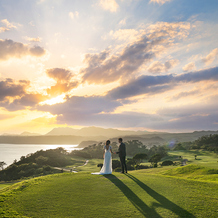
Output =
[{"x1": 120, "y1": 156, "x2": 127, "y2": 173}]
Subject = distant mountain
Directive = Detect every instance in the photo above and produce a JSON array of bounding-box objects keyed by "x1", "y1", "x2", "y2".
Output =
[
  {"x1": 1, "y1": 128, "x2": 217, "y2": 145},
  {"x1": 20, "y1": 131, "x2": 41, "y2": 136},
  {"x1": 46, "y1": 126, "x2": 148, "y2": 137},
  {"x1": 1, "y1": 133, "x2": 18, "y2": 136},
  {"x1": 78, "y1": 140, "x2": 98, "y2": 148},
  {"x1": 46, "y1": 127, "x2": 79, "y2": 136}
]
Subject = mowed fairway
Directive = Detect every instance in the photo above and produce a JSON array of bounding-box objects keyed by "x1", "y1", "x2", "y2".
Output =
[
  {"x1": 0, "y1": 183, "x2": 13, "y2": 190},
  {"x1": 0, "y1": 170, "x2": 218, "y2": 218},
  {"x1": 167, "y1": 150, "x2": 218, "y2": 169}
]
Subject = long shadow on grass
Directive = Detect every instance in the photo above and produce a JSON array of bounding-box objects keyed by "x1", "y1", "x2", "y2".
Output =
[
  {"x1": 126, "y1": 173, "x2": 196, "y2": 218},
  {"x1": 104, "y1": 174, "x2": 162, "y2": 217}
]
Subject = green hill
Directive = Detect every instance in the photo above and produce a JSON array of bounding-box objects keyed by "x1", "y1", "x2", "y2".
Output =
[
  {"x1": 161, "y1": 164, "x2": 218, "y2": 183},
  {"x1": 0, "y1": 150, "x2": 217, "y2": 217},
  {"x1": 1, "y1": 169, "x2": 218, "y2": 218},
  {"x1": 167, "y1": 150, "x2": 218, "y2": 169}
]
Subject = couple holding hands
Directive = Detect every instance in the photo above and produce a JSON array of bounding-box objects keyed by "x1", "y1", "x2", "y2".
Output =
[{"x1": 92, "y1": 138, "x2": 127, "y2": 175}]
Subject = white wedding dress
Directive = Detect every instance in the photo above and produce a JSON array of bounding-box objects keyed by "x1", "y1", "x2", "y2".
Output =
[{"x1": 92, "y1": 145, "x2": 112, "y2": 175}]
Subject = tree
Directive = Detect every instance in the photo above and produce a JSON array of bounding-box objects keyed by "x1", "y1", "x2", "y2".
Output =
[
  {"x1": 20, "y1": 156, "x2": 25, "y2": 161},
  {"x1": 56, "y1": 147, "x2": 68, "y2": 155},
  {"x1": 173, "y1": 143, "x2": 186, "y2": 151},
  {"x1": 148, "y1": 154, "x2": 162, "y2": 167},
  {"x1": 133, "y1": 153, "x2": 147, "y2": 164},
  {"x1": 192, "y1": 134, "x2": 218, "y2": 152},
  {"x1": 126, "y1": 159, "x2": 135, "y2": 170},
  {"x1": 147, "y1": 145, "x2": 168, "y2": 158},
  {"x1": 161, "y1": 160, "x2": 173, "y2": 166},
  {"x1": 125, "y1": 140, "x2": 148, "y2": 156},
  {"x1": 0, "y1": 161, "x2": 6, "y2": 170},
  {"x1": 112, "y1": 160, "x2": 121, "y2": 170},
  {"x1": 35, "y1": 156, "x2": 48, "y2": 165}
]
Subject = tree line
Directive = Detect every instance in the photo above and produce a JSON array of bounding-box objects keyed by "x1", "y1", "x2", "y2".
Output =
[{"x1": 173, "y1": 134, "x2": 218, "y2": 153}]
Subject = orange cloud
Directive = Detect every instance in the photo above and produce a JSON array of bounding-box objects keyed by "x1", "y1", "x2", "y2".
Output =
[
  {"x1": 0, "y1": 19, "x2": 16, "y2": 33},
  {"x1": 183, "y1": 62, "x2": 196, "y2": 72},
  {"x1": 99, "y1": 0, "x2": 119, "y2": 12},
  {"x1": 148, "y1": 59, "x2": 179, "y2": 73},
  {"x1": 81, "y1": 22, "x2": 191, "y2": 84},
  {"x1": 0, "y1": 78, "x2": 29, "y2": 101},
  {"x1": 202, "y1": 48, "x2": 218, "y2": 65},
  {"x1": 46, "y1": 68, "x2": 78, "y2": 97},
  {"x1": 25, "y1": 37, "x2": 42, "y2": 42}
]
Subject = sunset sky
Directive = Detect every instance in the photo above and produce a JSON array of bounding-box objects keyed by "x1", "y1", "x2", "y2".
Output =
[{"x1": 0, "y1": 0, "x2": 218, "y2": 134}]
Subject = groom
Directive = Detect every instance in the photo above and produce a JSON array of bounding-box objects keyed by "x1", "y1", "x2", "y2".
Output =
[{"x1": 115, "y1": 138, "x2": 127, "y2": 173}]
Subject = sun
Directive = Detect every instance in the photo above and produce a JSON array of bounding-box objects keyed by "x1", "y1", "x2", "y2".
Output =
[{"x1": 39, "y1": 94, "x2": 66, "y2": 105}]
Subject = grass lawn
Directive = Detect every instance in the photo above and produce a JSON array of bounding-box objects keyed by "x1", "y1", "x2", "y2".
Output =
[
  {"x1": 77, "y1": 158, "x2": 103, "y2": 172},
  {"x1": 0, "y1": 183, "x2": 13, "y2": 190},
  {"x1": 167, "y1": 150, "x2": 218, "y2": 169},
  {"x1": 0, "y1": 169, "x2": 218, "y2": 218},
  {"x1": 65, "y1": 156, "x2": 88, "y2": 168},
  {"x1": 0, "y1": 150, "x2": 217, "y2": 217}
]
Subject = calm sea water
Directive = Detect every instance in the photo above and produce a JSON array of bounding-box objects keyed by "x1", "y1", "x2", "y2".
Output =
[{"x1": 0, "y1": 144, "x2": 80, "y2": 167}]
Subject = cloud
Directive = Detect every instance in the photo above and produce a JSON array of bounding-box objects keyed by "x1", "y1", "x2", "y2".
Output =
[
  {"x1": 119, "y1": 18, "x2": 126, "y2": 26},
  {"x1": 46, "y1": 68, "x2": 78, "y2": 96},
  {"x1": 25, "y1": 37, "x2": 42, "y2": 42},
  {"x1": 46, "y1": 83, "x2": 78, "y2": 97},
  {"x1": 149, "y1": 0, "x2": 172, "y2": 5},
  {"x1": 0, "y1": 19, "x2": 16, "y2": 33},
  {"x1": 1, "y1": 94, "x2": 48, "y2": 111},
  {"x1": 46, "y1": 68, "x2": 72, "y2": 82},
  {"x1": 107, "y1": 66, "x2": 218, "y2": 100},
  {"x1": 182, "y1": 62, "x2": 196, "y2": 72},
  {"x1": 0, "y1": 78, "x2": 49, "y2": 111},
  {"x1": 59, "y1": 111, "x2": 161, "y2": 128},
  {"x1": 38, "y1": 95, "x2": 122, "y2": 122},
  {"x1": 99, "y1": 0, "x2": 119, "y2": 12},
  {"x1": 37, "y1": 95, "x2": 218, "y2": 131},
  {"x1": 0, "y1": 39, "x2": 46, "y2": 61},
  {"x1": 81, "y1": 21, "x2": 192, "y2": 85},
  {"x1": 0, "y1": 114, "x2": 15, "y2": 121},
  {"x1": 29, "y1": 21, "x2": 35, "y2": 27},
  {"x1": 202, "y1": 48, "x2": 218, "y2": 65},
  {"x1": 154, "y1": 100, "x2": 218, "y2": 131},
  {"x1": 176, "y1": 66, "x2": 218, "y2": 83},
  {"x1": 80, "y1": 38, "x2": 157, "y2": 84},
  {"x1": 148, "y1": 59, "x2": 179, "y2": 73},
  {"x1": 110, "y1": 29, "x2": 139, "y2": 42},
  {"x1": 0, "y1": 79, "x2": 29, "y2": 101},
  {"x1": 69, "y1": 11, "x2": 79, "y2": 20},
  {"x1": 146, "y1": 22, "x2": 191, "y2": 40},
  {"x1": 35, "y1": 72, "x2": 218, "y2": 131},
  {"x1": 0, "y1": 68, "x2": 79, "y2": 111},
  {"x1": 107, "y1": 74, "x2": 174, "y2": 99},
  {"x1": 167, "y1": 90, "x2": 199, "y2": 101}
]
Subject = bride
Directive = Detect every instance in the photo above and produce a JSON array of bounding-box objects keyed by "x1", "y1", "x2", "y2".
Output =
[{"x1": 92, "y1": 140, "x2": 113, "y2": 175}]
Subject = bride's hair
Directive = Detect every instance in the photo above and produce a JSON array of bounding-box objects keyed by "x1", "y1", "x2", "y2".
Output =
[{"x1": 106, "y1": 140, "x2": 110, "y2": 146}]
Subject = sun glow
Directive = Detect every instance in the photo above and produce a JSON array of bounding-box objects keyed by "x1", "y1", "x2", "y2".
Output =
[{"x1": 39, "y1": 94, "x2": 66, "y2": 105}]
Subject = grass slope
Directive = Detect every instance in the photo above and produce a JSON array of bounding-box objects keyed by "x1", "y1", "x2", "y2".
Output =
[
  {"x1": 161, "y1": 164, "x2": 218, "y2": 183},
  {"x1": 1, "y1": 170, "x2": 218, "y2": 218},
  {"x1": 0, "y1": 183, "x2": 13, "y2": 190},
  {"x1": 167, "y1": 150, "x2": 218, "y2": 169}
]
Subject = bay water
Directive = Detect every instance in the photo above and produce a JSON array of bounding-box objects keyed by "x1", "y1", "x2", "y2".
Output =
[{"x1": 0, "y1": 144, "x2": 80, "y2": 167}]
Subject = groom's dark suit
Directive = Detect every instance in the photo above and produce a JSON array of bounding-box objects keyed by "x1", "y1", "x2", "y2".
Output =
[{"x1": 116, "y1": 142, "x2": 127, "y2": 173}]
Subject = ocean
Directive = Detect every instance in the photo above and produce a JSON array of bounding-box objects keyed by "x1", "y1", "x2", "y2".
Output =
[{"x1": 0, "y1": 144, "x2": 80, "y2": 167}]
